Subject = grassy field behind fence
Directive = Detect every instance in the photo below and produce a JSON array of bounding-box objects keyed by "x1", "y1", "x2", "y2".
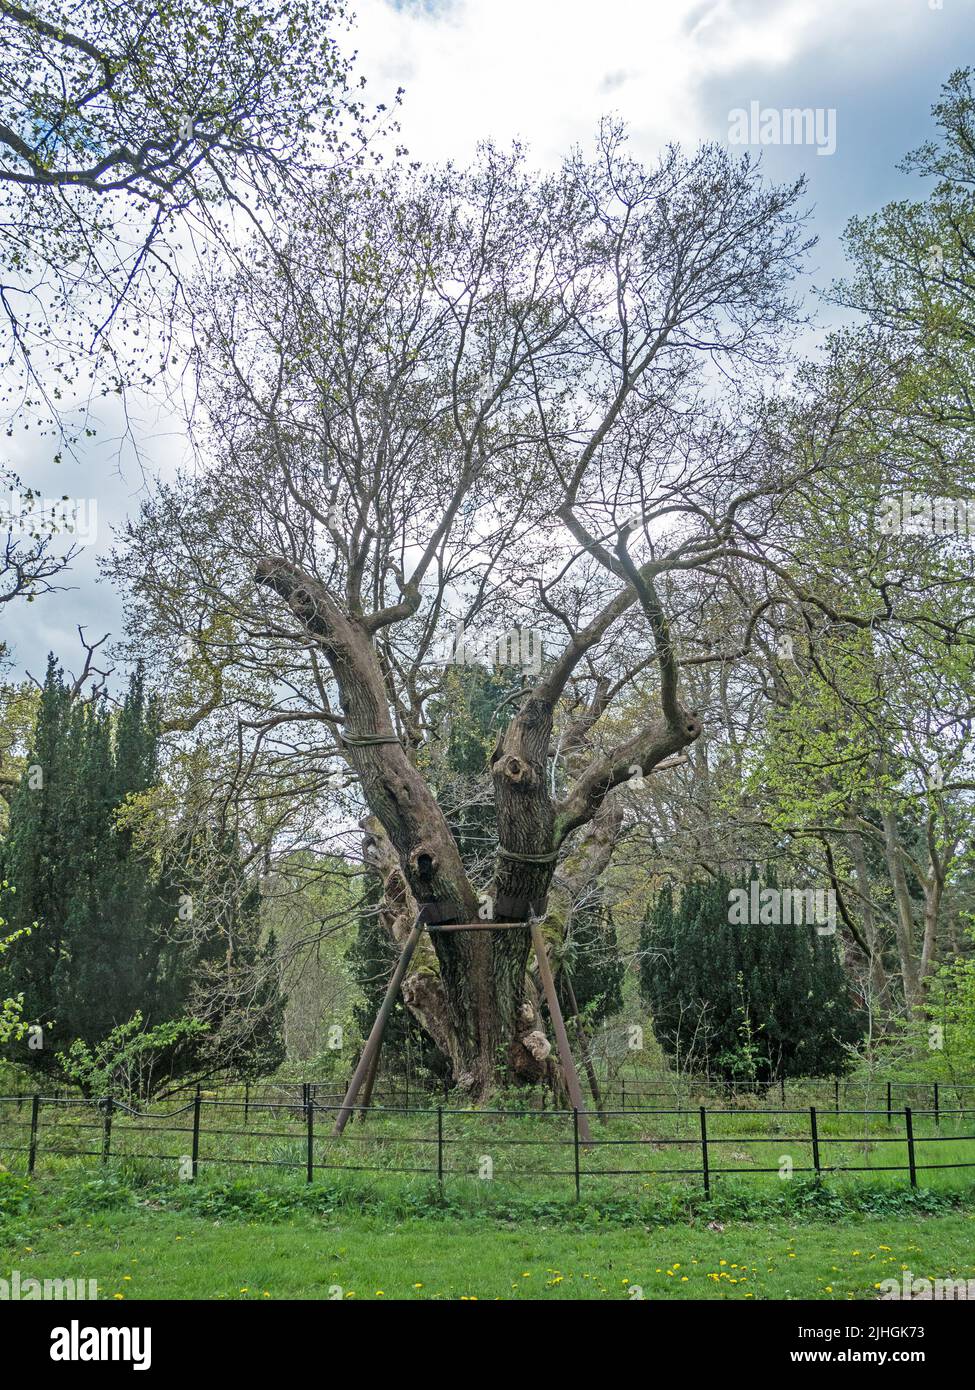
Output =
[{"x1": 3, "y1": 1075, "x2": 974, "y2": 1201}]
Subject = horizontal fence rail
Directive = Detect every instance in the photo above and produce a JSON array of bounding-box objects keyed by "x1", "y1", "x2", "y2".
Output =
[
  {"x1": 2, "y1": 1086, "x2": 974, "y2": 1200},
  {"x1": 10, "y1": 1074, "x2": 972, "y2": 1114}
]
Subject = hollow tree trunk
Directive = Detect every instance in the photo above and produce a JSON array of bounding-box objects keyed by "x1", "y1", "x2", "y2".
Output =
[
  {"x1": 362, "y1": 818, "x2": 553, "y2": 1096},
  {"x1": 256, "y1": 555, "x2": 702, "y2": 1101}
]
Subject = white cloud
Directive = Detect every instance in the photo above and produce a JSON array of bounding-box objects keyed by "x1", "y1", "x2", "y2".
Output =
[{"x1": 353, "y1": 0, "x2": 935, "y2": 166}]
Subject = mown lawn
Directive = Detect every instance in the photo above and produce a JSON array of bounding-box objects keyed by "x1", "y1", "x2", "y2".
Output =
[{"x1": 3, "y1": 1200, "x2": 974, "y2": 1300}]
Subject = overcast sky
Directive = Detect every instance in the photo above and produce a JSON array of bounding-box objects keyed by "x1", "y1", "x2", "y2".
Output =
[{"x1": 4, "y1": 0, "x2": 971, "y2": 682}]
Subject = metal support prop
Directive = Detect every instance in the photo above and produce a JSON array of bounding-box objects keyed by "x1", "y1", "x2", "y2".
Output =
[
  {"x1": 529, "y1": 919, "x2": 593, "y2": 1146},
  {"x1": 332, "y1": 920, "x2": 424, "y2": 1136},
  {"x1": 355, "y1": 1029, "x2": 384, "y2": 1124},
  {"x1": 334, "y1": 909, "x2": 596, "y2": 1146},
  {"x1": 563, "y1": 971, "x2": 604, "y2": 1117}
]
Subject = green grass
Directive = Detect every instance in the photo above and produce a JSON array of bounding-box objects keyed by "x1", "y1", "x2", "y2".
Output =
[
  {"x1": 2, "y1": 1190, "x2": 973, "y2": 1300},
  {"x1": 4, "y1": 1081, "x2": 975, "y2": 1301},
  {"x1": 4, "y1": 1091, "x2": 974, "y2": 1197},
  {"x1": 2, "y1": 1164, "x2": 975, "y2": 1300}
]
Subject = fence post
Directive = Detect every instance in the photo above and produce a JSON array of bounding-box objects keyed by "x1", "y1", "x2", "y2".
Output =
[
  {"x1": 886, "y1": 1080, "x2": 892, "y2": 1125},
  {"x1": 306, "y1": 1088, "x2": 314, "y2": 1183},
  {"x1": 699, "y1": 1105, "x2": 710, "y2": 1198},
  {"x1": 244, "y1": 1081, "x2": 250, "y2": 1127},
  {"x1": 102, "y1": 1095, "x2": 114, "y2": 1165},
  {"x1": 780, "y1": 1075, "x2": 786, "y2": 1106},
  {"x1": 621, "y1": 1077, "x2": 625, "y2": 1112},
  {"x1": 28, "y1": 1093, "x2": 40, "y2": 1175},
  {"x1": 834, "y1": 1077, "x2": 840, "y2": 1113},
  {"x1": 905, "y1": 1106, "x2": 917, "y2": 1188},
  {"x1": 573, "y1": 1108, "x2": 581, "y2": 1202},
  {"x1": 436, "y1": 1106, "x2": 443, "y2": 1192},
  {"x1": 810, "y1": 1106, "x2": 820, "y2": 1179},
  {"x1": 933, "y1": 1082, "x2": 939, "y2": 1128},
  {"x1": 190, "y1": 1084, "x2": 203, "y2": 1173},
  {"x1": 192, "y1": 1086, "x2": 201, "y2": 1181}
]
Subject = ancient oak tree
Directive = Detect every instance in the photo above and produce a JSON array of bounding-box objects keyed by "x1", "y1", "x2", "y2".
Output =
[{"x1": 112, "y1": 130, "x2": 812, "y2": 1095}]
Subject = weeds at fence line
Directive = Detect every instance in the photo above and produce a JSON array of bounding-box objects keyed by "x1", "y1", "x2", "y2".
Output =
[{"x1": 2, "y1": 1082, "x2": 974, "y2": 1200}]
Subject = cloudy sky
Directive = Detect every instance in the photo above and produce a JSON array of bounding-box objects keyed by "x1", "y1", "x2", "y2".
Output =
[{"x1": 4, "y1": 0, "x2": 970, "y2": 681}]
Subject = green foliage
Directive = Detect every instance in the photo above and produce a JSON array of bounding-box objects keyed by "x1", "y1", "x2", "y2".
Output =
[
  {"x1": 639, "y1": 874, "x2": 863, "y2": 1084},
  {"x1": 0, "y1": 880, "x2": 30, "y2": 1045},
  {"x1": 0, "y1": 659, "x2": 180, "y2": 1070},
  {"x1": 56, "y1": 1011, "x2": 208, "y2": 1101},
  {"x1": 0, "y1": 659, "x2": 286, "y2": 1092},
  {"x1": 176, "y1": 836, "x2": 288, "y2": 1083},
  {"x1": 868, "y1": 949, "x2": 975, "y2": 1082},
  {"x1": 556, "y1": 906, "x2": 625, "y2": 1026},
  {"x1": 839, "y1": 68, "x2": 975, "y2": 441}
]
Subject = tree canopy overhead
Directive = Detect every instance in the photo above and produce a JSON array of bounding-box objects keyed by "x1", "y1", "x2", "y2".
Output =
[{"x1": 0, "y1": 0, "x2": 375, "y2": 440}]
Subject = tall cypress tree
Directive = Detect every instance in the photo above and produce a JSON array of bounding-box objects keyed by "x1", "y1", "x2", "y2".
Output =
[
  {"x1": 0, "y1": 661, "x2": 174, "y2": 1071},
  {"x1": 0, "y1": 661, "x2": 286, "y2": 1085},
  {"x1": 556, "y1": 905, "x2": 625, "y2": 1024}
]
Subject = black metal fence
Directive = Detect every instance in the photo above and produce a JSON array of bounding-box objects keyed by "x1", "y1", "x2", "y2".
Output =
[
  {"x1": 151, "y1": 1073, "x2": 975, "y2": 1117},
  {"x1": 2, "y1": 1088, "x2": 974, "y2": 1201}
]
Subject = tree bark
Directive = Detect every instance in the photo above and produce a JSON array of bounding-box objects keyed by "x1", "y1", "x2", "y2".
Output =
[
  {"x1": 256, "y1": 553, "x2": 702, "y2": 1099},
  {"x1": 881, "y1": 810, "x2": 921, "y2": 1009}
]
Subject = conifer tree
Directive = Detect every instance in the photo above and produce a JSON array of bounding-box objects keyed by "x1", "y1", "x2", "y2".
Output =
[
  {"x1": 639, "y1": 872, "x2": 862, "y2": 1083},
  {"x1": 0, "y1": 660, "x2": 286, "y2": 1085}
]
